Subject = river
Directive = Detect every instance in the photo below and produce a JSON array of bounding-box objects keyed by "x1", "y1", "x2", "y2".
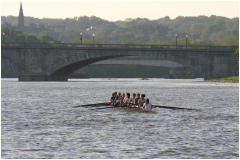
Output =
[{"x1": 1, "y1": 78, "x2": 239, "y2": 159}]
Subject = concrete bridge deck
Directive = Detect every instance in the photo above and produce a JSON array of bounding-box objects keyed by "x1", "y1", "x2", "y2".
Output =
[{"x1": 2, "y1": 43, "x2": 237, "y2": 51}]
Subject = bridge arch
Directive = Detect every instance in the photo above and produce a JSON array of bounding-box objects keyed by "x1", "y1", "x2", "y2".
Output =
[
  {"x1": 49, "y1": 55, "x2": 127, "y2": 78},
  {"x1": 48, "y1": 51, "x2": 202, "y2": 80}
]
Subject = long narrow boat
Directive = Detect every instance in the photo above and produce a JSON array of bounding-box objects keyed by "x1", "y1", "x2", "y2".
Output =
[
  {"x1": 119, "y1": 106, "x2": 157, "y2": 113},
  {"x1": 109, "y1": 103, "x2": 157, "y2": 113},
  {"x1": 74, "y1": 101, "x2": 200, "y2": 112}
]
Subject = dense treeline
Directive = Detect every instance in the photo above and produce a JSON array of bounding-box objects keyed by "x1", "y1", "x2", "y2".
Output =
[
  {"x1": 1, "y1": 27, "x2": 60, "y2": 43},
  {"x1": 1, "y1": 15, "x2": 239, "y2": 45}
]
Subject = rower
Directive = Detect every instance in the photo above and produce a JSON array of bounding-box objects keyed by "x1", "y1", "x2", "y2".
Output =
[
  {"x1": 143, "y1": 98, "x2": 152, "y2": 109},
  {"x1": 114, "y1": 92, "x2": 121, "y2": 105},
  {"x1": 124, "y1": 93, "x2": 131, "y2": 104},
  {"x1": 109, "y1": 92, "x2": 117, "y2": 103},
  {"x1": 129, "y1": 93, "x2": 136, "y2": 107},
  {"x1": 138, "y1": 94, "x2": 146, "y2": 108},
  {"x1": 134, "y1": 93, "x2": 140, "y2": 107},
  {"x1": 118, "y1": 93, "x2": 125, "y2": 105}
]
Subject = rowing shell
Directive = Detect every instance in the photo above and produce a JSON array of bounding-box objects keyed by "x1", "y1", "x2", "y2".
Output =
[{"x1": 110, "y1": 104, "x2": 157, "y2": 113}]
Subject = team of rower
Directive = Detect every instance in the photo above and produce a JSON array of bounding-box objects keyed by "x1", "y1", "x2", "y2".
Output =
[{"x1": 109, "y1": 92, "x2": 153, "y2": 109}]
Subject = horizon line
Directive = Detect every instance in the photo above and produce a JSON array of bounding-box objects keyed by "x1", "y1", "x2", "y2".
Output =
[{"x1": 1, "y1": 14, "x2": 239, "y2": 22}]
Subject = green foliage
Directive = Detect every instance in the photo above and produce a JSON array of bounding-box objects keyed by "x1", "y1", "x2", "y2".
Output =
[
  {"x1": 25, "y1": 34, "x2": 39, "y2": 43},
  {"x1": 190, "y1": 23, "x2": 205, "y2": 39},
  {"x1": 1, "y1": 15, "x2": 239, "y2": 45},
  {"x1": 234, "y1": 34, "x2": 239, "y2": 54},
  {"x1": 69, "y1": 38, "x2": 98, "y2": 44},
  {"x1": 119, "y1": 32, "x2": 136, "y2": 44},
  {"x1": 40, "y1": 30, "x2": 59, "y2": 40},
  {"x1": 149, "y1": 32, "x2": 159, "y2": 42},
  {"x1": 37, "y1": 35, "x2": 58, "y2": 43},
  {"x1": 210, "y1": 76, "x2": 239, "y2": 81},
  {"x1": 234, "y1": 48, "x2": 239, "y2": 54},
  {"x1": 216, "y1": 36, "x2": 238, "y2": 46},
  {"x1": 1, "y1": 27, "x2": 59, "y2": 43}
]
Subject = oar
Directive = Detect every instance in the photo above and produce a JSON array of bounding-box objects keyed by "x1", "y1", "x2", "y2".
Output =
[
  {"x1": 90, "y1": 103, "x2": 136, "y2": 110},
  {"x1": 90, "y1": 106, "x2": 122, "y2": 110},
  {"x1": 72, "y1": 102, "x2": 109, "y2": 108},
  {"x1": 154, "y1": 105, "x2": 202, "y2": 111}
]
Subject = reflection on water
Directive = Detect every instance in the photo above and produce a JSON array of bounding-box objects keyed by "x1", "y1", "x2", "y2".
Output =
[{"x1": 1, "y1": 78, "x2": 239, "y2": 158}]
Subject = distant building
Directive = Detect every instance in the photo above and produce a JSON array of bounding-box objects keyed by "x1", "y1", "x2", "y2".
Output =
[
  {"x1": 86, "y1": 26, "x2": 95, "y2": 31},
  {"x1": 27, "y1": 22, "x2": 47, "y2": 34},
  {"x1": 18, "y1": 2, "x2": 24, "y2": 32},
  {"x1": 47, "y1": 25, "x2": 65, "y2": 32}
]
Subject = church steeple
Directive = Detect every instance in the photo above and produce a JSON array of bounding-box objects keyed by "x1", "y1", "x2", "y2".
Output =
[{"x1": 18, "y1": 2, "x2": 24, "y2": 32}]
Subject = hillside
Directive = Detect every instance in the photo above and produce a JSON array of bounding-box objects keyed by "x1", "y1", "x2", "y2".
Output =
[{"x1": 1, "y1": 15, "x2": 239, "y2": 45}]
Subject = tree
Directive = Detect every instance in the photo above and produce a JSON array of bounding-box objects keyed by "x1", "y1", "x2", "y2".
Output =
[
  {"x1": 59, "y1": 30, "x2": 81, "y2": 42},
  {"x1": 213, "y1": 18, "x2": 226, "y2": 31},
  {"x1": 37, "y1": 35, "x2": 59, "y2": 43},
  {"x1": 1, "y1": 15, "x2": 239, "y2": 46},
  {"x1": 94, "y1": 31, "x2": 106, "y2": 41},
  {"x1": 216, "y1": 29, "x2": 239, "y2": 39},
  {"x1": 149, "y1": 32, "x2": 159, "y2": 42},
  {"x1": 234, "y1": 34, "x2": 239, "y2": 54},
  {"x1": 1, "y1": 27, "x2": 59, "y2": 43},
  {"x1": 216, "y1": 36, "x2": 237, "y2": 46},
  {"x1": 1, "y1": 27, "x2": 24, "y2": 42},
  {"x1": 119, "y1": 32, "x2": 136, "y2": 44},
  {"x1": 25, "y1": 34, "x2": 40, "y2": 43},
  {"x1": 190, "y1": 23, "x2": 205, "y2": 38},
  {"x1": 40, "y1": 30, "x2": 59, "y2": 40}
]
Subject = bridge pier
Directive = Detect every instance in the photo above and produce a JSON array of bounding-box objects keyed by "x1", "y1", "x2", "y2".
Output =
[
  {"x1": 47, "y1": 76, "x2": 68, "y2": 81},
  {"x1": 19, "y1": 74, "x2": 48, "y2": 81},
  {"x1": 19, "y1": 74, "x2": 68, "y2": 81}
]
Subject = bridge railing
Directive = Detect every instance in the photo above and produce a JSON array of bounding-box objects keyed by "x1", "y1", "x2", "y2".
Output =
[{"x1": 1, "y1": 42, "x2": 238, "y2": 51}]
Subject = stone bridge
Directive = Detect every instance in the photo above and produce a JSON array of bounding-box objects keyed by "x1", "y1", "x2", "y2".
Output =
[{"x1": 1, "y1": 43, "x2": 238, "y2": 81}]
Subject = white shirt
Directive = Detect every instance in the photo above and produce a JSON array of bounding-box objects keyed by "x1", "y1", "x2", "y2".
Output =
[
  {"x1": 124, "y1": 97, "x2": 131, "y2": 103},
  {"x1": 143, "y1": 102, "x2": 152, "y2": 109}
]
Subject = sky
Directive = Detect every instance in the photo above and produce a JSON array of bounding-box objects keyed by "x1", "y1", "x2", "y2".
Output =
[{"x1": 1, "y1": 0, "x2": 239, "y2": 21}]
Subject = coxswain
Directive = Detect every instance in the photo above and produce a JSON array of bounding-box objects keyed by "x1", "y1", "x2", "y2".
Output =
[{"x1": 143, "y1": 98, "x2": 152, "y2": 109}]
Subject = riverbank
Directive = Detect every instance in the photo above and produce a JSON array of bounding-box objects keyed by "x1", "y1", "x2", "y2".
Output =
[
  {"x1": 204, "y1": 80, "x2": 239, "y2": 83},
  {"x1": 204, "y1": 76, "x2": 239, "y2": 83}
]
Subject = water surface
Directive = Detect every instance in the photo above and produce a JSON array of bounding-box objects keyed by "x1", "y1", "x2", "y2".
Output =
[{"x1": 1, "y1": 78, "x2": 239, "y2": 158}]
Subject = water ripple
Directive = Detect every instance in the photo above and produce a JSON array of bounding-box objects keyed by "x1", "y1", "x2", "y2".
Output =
[{"x1": 1, "y1": 78, "x2": 239, "y2": 159}]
